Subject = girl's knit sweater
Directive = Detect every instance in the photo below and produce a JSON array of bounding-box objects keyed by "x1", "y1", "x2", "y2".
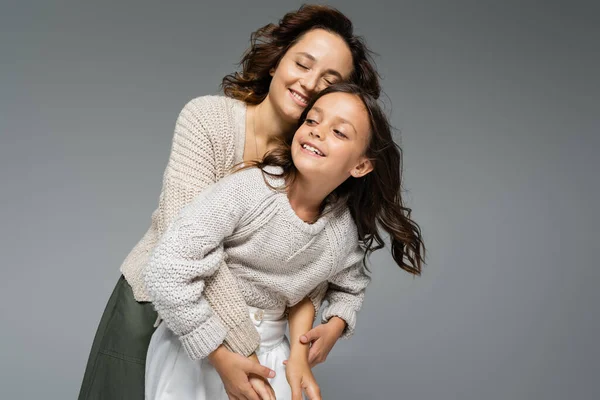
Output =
[{"x1": 144, "y1": 165, "x2": 370, "y2": 360}]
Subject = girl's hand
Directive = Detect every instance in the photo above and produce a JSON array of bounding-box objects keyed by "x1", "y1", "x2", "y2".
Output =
[
  {"x1": 248, "y1": 353, "x2": 277, "y2": 400},
  {"x1": 208, "y1": 345, "x2": 276, "y2": 400},
  {"x1": 300, "y1": 317, "x2": 346, "y2": 367},
  {"x1": 285, "y1": 355, "x2": 321, "y2": 400}
]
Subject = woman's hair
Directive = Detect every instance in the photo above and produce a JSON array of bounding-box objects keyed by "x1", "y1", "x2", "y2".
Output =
[
  {"x1": 244, "y1": 83, "x2": 425, "y2": 276},
  {"x1": 221, "y1": 4, "x2": 381, "y2": 104}
]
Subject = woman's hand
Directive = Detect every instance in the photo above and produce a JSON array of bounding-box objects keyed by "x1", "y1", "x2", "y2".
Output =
[
  {"x1": 285, "y1": 355, "x2": 321, "y2": 400},
  {"x1": 300, "y1": 317, "x2": 346, "y2": 367},
  {"x1": 208, "y1": 345, "x2": 276, "y2": 400}
]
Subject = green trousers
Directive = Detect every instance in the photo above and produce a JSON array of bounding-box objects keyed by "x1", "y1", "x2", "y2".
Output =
[{"x1": 78, "y1": 276, "x2": 157, "y2": 400}]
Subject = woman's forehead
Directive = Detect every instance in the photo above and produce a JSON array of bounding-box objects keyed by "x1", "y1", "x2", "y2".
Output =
[{"x1": 287, "y1": 29, "x2": 353, "y2": 77}]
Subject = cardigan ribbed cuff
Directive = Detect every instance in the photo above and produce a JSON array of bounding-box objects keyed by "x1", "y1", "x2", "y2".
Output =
[
  {"x1": 222, "y1": 317, "x2": 261, "y2": 356},
  {"x1": 180, "y1": 314, "x2": 229, "y2": 360},
  {"x1": 321, "y1": 302, "x2": 357, "y2": 339}
]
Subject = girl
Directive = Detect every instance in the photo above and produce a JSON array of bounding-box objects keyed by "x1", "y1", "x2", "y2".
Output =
[
  {"x1": 144, "y1": 83, "x2": 425, "y2": 400},
  {"x1": 77, "y1": 5, "x2": 382, "y2": 400}
]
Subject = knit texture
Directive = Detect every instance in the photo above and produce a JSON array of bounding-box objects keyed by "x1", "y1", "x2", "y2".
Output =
[
  {"x1": 119, "y1": 95, "x2": 259, "y2": 355},
  {"x1": 144, "y1": 166, "x2": 370, "y2": 359}
]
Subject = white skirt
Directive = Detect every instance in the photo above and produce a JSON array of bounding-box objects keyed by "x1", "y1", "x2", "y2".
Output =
[{"x1": 145, "y1": 307, "x2": 295, "y2": 400}]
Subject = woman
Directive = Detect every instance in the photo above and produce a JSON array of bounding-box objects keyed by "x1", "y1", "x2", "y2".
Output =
[{"x1": 78, "y1": 4, "x2": 381, "y2": 400}]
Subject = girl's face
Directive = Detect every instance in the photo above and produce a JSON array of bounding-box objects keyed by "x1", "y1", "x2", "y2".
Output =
[
  {"x1": 267, "y1": 29, "x2": 354, "y2": 124},
  {"x1": 291, "y1": 92, "x2": 373, "y2": 187}
]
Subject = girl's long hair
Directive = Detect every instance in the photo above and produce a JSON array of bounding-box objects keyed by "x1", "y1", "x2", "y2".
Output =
[
  {"x1": 243, "y1": 83, "x2": 425, "y2": 276},
  {"x1": 221, "y1": 4, "x2": 381, "y2": 104}
]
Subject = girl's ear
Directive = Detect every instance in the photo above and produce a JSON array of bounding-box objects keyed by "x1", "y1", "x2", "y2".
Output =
[
  {"x1": 269, "y1": 67, "x2": 276, "y2": 77},
  {"x1": 351, "y1": 158, "x2": 374, "y2": 178}
]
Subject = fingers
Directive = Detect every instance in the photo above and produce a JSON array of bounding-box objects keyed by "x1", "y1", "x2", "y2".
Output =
[
  {"x1": 249, "y1": 378, "x2": 273, "y2": 400},
  {"x1": 241, "y1": 383, "x2": 261, "y2": 400},
  {"x1": 307, "y1": 342, "x2": 324, "y2": 367},
  {"x1": 283, "y1": 360, "x2": 288, "y2": 366},
  {"x1": 303, "y1": 380, "x2": 322, "y2": 400},
  {"x1": 267, "y1": 383, "x2": 276, "y2": 400},
  {"x1": 246, "y1": 361, "x2": 276, "y2": 379},
  {"x1": 265, "y1": 380, "x2": 277, "y2": 400},
  {"x1": 242, "y1": 356, "x2": 275, "y2": 379},
  {"x1": 300, "y1": 325, "x2": 322, "y2": 344},
  {"x1": 291, "y1": 382, "x2": 303, "y2": 400}
]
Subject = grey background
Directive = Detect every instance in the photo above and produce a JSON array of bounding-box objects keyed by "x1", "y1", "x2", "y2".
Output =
[{"x1": 1, "y1": 0, "x2": 598, "y2": 399}]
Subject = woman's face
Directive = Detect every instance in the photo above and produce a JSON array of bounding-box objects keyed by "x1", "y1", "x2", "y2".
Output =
[
  {"x1": 267, "y1": 29, "x2": 354, "y2": 125},
  {"x1": 291, "y1": 91, "x2": 373, "y2": 187}
]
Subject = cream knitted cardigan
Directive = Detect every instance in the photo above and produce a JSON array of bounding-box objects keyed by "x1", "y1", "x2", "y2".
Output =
[
  {"x1": 144, "y1": 166, "x2": 370, "y2": 360},
  {"x1": 120, "y1": 95, "x2": 262, "y2": 355}
]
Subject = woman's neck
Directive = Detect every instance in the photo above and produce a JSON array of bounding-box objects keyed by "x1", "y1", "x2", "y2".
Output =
[{"x1": 250, "y1": 98, "x2": 295, "y2": 150}]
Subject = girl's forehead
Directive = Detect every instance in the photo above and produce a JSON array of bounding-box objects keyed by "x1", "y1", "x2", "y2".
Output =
[
  {"x1": 311, "y1": 93, "x2": 366, "y2": 118},
  {"x1": 310, "y1": 92, "x2": 370, "y2": 135}
]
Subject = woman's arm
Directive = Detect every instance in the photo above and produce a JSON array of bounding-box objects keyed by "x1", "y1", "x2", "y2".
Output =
[{"x1": 148, "y1": 96, "x2": 260, "y2": 355}]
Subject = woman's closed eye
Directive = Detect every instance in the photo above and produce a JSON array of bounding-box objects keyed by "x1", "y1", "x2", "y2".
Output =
[{"x1": 296, "y1": 62, "x2": 309, "y2": 70}]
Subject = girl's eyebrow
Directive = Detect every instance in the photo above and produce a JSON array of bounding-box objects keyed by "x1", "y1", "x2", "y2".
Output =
[
  {"x1": 295, "y1": 52, "x2": 343, "y2": 79},
  {"x1": 310, "y1": 106, "x2": 323, "y2": 115},
  {"x1": 312, "y1": 106, "x2": 357, "y2": 135}
]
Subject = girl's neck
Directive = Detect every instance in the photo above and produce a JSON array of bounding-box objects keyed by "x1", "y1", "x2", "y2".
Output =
[{"x1": 286, "y1": 174, "x2": 330, "y2": 224}]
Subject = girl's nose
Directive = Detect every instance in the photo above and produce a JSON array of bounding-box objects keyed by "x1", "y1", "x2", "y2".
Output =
[{"x1": 309, "y1": 129, "x2": 323, "y2": 139}]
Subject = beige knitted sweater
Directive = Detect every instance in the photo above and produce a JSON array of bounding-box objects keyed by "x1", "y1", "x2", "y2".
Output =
[
  {"x1": 144, "y1": 166, "x2": 370, "y2": 360},
  {"x1": 120, "y1": 95, "x2": 262, "y2": 355}
]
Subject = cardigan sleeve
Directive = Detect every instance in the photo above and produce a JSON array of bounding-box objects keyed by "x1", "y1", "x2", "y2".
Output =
[
  {"x1": 144, "y1": 170, "x2": 261, "y2": 360},
  {"x1": 147, "y1": 97, "x2": 260, "y2": 356}
]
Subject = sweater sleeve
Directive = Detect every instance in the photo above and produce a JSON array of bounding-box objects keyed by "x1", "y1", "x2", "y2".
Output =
[
  {"x1": 321, "y1": 246, "x2": 371, "y2": 339},
  {"x1": 144, "y1": 171, "x2": 258, "y2": 360},
  {"x1": 150, "y1": 97, "x2": 260, "y2": 356}
]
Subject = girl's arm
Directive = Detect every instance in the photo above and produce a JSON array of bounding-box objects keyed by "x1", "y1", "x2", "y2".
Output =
[
  {"x1": 295, "y1": 247, "x2": 369, "y2": 368},
  {"x1": 320, "y1": 246, "x2": 371, "y2": 339},
  {"x1": 286, "y1": 298, "x2": 322, "y2": 400},
  {"x1": 288, "y1": 297, "x2": 315, "y2": 360},
  {"x1": 144, "y1": 169, "x2": 258, "y2": 360}
]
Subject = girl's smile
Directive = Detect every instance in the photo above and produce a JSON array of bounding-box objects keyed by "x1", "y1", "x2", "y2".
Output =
[{"x1": 299, "y1": 141, "x2": 325, "y2": 157}]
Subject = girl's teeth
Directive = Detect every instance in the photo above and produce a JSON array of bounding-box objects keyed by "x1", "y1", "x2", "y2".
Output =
[{"x1": 302, "y1": 144, "x2": 322, "y2": 156}]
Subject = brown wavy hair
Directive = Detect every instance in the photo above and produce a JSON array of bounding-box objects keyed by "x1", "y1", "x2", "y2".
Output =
[
  {"x1": 243, "y1": 83, "x2": 425, "y2": 276},
  {"x1": 221, "y1": 4, "x2": 381, "y2": 104}
]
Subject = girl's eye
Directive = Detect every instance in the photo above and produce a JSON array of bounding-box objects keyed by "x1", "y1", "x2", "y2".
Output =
[
  {"x1": 305, "y1": 118, "x2": 317, "y2": 125},
  {"x1": 296, "y1": 62, "x2": 309, "y2": 70},
  {"x1": 334, "y1": 129, "x2": 347, "y2": 138}
]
